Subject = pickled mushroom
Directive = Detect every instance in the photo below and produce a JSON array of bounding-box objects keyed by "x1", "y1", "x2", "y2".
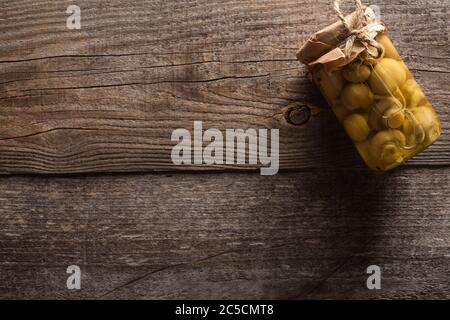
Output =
[
  {"x1": 392, "y1": 88, "x2": 406, "y2": 108},
  {"x1": 402, "y1": 113, "x2": 425, "y2": 146},
  {"x1": 313, "y1": 67, "x2": 345, "y2": 103},
  {"x1": 410, "y1": 107, "x2": 441, "y2": 142},
  {"x1": 356, "y1": 140, "x2": 370, "y2": 154},
  {"x1": 343, "y1": 114, "x2": 370, "y2": 142},
  {"x1": 401, "y1": 79, "x2": 426, "y2": 108},
  {"x1": 370, "y1": 130, "x2": 406, "y2": 168},
  {"x1": 409, "y1": 90, "x2": 426, "y2": 109},
  {"x1": 341, "y1": 83, "x2": 374, "y2": 111},
  {"x1": 400, "y1": 79, "x2": 417, "y2": 103},
  {"x1": 399, "y1": 60, "x2": 413, "y2": 80},
  {"x1": 343, "y1": 62, "x2": 371, "y2": 83},
  {"x1": 331, "y1": 102, "x2": 349, "y2": 121},
  {"x1": 376, "y1": 34, "x2": 401, "y2": 60},
  {"x1": 369, "y1": 97, "x2": 405, "y2": 130},
  {"x1": 368, "y1": 58, "x2": 407, "y2": 95}
]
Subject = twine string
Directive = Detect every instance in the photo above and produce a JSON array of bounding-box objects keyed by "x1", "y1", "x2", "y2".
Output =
[{"x1": 333, "y1": 0, "x2": 382, "y2": 58}]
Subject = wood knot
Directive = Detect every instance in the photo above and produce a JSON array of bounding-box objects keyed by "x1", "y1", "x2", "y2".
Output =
[{"x1": 284, "y1": 102, "x2": 312, "y2": 126}]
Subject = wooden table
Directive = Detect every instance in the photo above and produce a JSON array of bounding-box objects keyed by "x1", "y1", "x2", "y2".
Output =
[{"x1": 0, "y1": 0, "x2": 448, "y2": 299}]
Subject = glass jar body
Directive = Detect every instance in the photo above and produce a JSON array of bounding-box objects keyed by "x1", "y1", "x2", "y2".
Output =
[{"x1": 311, "y1": 33, "x2": 441, "y2": 171}]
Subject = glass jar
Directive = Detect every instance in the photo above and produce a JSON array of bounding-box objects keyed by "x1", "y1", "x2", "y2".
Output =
[{"x1": 309, "y1": 32, "x2": 441, "y2": 171}]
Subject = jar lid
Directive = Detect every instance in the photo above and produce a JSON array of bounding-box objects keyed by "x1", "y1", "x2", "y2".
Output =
[{"x1": 297, "y1": 11, "x2": 360, "y2": 65}]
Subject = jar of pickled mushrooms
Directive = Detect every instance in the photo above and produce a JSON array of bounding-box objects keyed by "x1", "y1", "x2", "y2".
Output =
[{"x1": 297, "y1": 4, "x2": 440, "y2": 171}]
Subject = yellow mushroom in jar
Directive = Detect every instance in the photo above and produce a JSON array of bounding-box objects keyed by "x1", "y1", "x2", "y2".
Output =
[
  {"x1": 401, "y1": 79, "x2": 426, "y2": 108},
  {"x1": 343, "y1": 113, "x2": 370, "y2": 142},
  {"x1": 369, "y1": 97, "x2": 405, "y2": 130},
  {"x1": 401, "y1": 112, "x2": 425, "y2": 146},
  {"x1": 331, "y1": 101, "x2": 349, "y2": 121},
  {"x1": 370, "y1": 130, "x2": 407, "y2": 168},
  {"x1": 392, "y1": 87, "x2": 407, "y2": 108},
  {"x1": 410, "y1": 107, "x2": 441, "y2": 143},
  {"x1": 399, "y1": 60, "x2": 414, "y2": 80},
  {"x1": 409, "y1": 90, "x2": 426, "y2": 109},
  {"x1": 312, "y1": 67, "x2": 345, "y2": 103},
  {"x1": 376, "y1": 34, "x2": 402, "y2": 60},
  {"x1": 343, "y1": 62, "x2": 371, "y2": 83},
  {"x1": 356, "y1": 140, "x2": 371, "y2": 156},
  {"x1": 341, "y1": 83, "x2": 374, "y2": 111},
  {"x1": 368, "y1": 58, "x2": 407, "y2": 95}
]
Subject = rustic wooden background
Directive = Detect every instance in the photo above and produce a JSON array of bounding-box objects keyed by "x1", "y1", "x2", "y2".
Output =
[{"x1": 0, "y1": 0, "x2": 449, "y2": 299}]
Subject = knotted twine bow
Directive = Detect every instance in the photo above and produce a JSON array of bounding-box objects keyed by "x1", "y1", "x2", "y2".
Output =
[{"x1": 334, "y1": 0, "x2": 385, "y2": 58}]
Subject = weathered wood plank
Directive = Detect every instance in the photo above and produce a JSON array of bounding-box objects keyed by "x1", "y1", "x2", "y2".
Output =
[
  {"x1": 0, "y1": 0, "x2": 449, "y2": 174},
  {"x1": 0, "y1": 168, "x2": 448, "y2": 299}
]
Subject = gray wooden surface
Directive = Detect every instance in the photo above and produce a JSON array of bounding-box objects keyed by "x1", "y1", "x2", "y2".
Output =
[{"x1": 0, "y1": 0, "x2": 449, "y2": 299}]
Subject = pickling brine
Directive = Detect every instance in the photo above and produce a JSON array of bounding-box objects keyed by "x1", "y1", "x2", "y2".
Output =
[{"x1": 310, "y1": 32, "x2": 441, "y2": 171}]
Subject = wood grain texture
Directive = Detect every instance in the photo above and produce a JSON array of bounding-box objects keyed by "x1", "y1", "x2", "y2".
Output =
[
  {"x1": 0, "y1": 0, "x2": 449, "y2": 174},
  {"x1": 0, "y1": 0, "x2": 449, "y2": 300},
  {"x1": 0, "y1": 168, "x2": 449, "y2": 299}
]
